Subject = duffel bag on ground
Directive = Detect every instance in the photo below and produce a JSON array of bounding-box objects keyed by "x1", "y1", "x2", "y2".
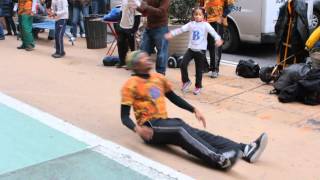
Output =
[
  {"x1": 103, "y1": 56, "x2": 119, "y2": 66},
  {"x1": 236, "y1": 59, "x2": 260, "y2": 78}
]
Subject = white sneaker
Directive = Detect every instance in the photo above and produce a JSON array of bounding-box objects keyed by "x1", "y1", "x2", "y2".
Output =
[
  {"x1": 193, "y1": 87, "x2": 201, "y2": 95},
  {"x1": 181, "y1": 81, "x2": 192, "y2": 92},
  {"x1": 80, "y1": 34, "x2": 86, "y2": 38},
  {"x1": 210, "y1": 71, "x2": 219, "y2": 78},
  {"x1": 70, "y1": 37, "x2": 76, "y2": 42}
]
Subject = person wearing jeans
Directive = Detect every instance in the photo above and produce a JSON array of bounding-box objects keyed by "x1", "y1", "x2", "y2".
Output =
[
  {"x1": 90, "y1": 0, "x2": 98, "y2": 14},
  {"x1": 2, "y1": 0, "x2": 17, "y2": 36},
  {"x1": 0, "y1": 22, "x2": 5, "y2": 40},
  {"x1": 120, "y1": 51, "x2": 268, "y2": 171},
  {"x1": 50, "y1": 0, "x2": 68, "y2": 58},
  {"x1": 70, "y1": 0, "x2": 89, "y2": 39},
  {"x1": 136, "y1": 0, "x2": 170, "y2": 75}
]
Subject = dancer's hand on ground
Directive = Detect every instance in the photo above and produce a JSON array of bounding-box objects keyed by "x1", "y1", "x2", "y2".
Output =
[
  {"x1": 215, "y1": 39, "x2": 224, "y2": 47},
  {"x1": 164, "y1": 32, "x2": 173, "y2": 40},
  {"x1": 135, "y1": 126, "x2": 154, "y2": 141},
  {"x1": 194, "y1": 108, "x2": 206, "y2": 128}
]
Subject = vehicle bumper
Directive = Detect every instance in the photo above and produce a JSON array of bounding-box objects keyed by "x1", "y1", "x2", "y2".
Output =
[{"x1": 261, "y1": 33, "x2": 276, "y2": 43}]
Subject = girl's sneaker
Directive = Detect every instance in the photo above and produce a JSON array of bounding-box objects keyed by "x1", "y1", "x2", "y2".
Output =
[
  {"x1": 193, "y1": 87, "x2": 201, "y2": 95},
  {"x1": 181, "y1": 81, "x2": 192, "y2": 92}
]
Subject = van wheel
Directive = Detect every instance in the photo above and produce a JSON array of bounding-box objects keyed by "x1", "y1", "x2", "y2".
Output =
[
  {"x1": 310, "y1": 10, "x2": 320, "y2": 30},
  {"x1": 222, "y1": 23, "x2": 240, "y2": 53}
]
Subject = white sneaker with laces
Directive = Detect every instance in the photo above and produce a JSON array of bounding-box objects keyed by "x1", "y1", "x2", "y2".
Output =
[
  {"x1": 193, "y1": 87, "x2": 201, "y2": 95},
  {"x1": 70, "y1": 37, "x2": 76, "y2": 42},
  {"x1": 181, "y1": 81, "x2": 192, "y2": 92},
  {"x1": 210, "y1": 71, "x2": 219, "y2": 78}
]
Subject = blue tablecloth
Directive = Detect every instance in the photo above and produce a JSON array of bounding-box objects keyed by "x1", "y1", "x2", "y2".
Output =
[{"x1": 32, "y1": 21, "x2": 55, "y2": 30}]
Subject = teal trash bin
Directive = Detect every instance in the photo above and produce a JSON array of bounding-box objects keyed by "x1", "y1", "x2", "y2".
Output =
[{"x1": 84, "y1": 15, "x2": 107, "y2": 49}]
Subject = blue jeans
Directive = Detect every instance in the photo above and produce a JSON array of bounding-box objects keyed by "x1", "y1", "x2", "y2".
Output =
[
  {"x1": 0, "y1": 23, "x2": 4, "y2": 38},
  {"x1": 140, "y1": 26, "x2": 169, "y2": 75},
  {"x1": 72, "y1": 5, "x2": 89, "y2": 37},
  {"x1": 55, "y1": 19, "x2": 67, "y2": 54},
  {"x1": 91, "y1": 0, "x2": 99, "y2": 14}
]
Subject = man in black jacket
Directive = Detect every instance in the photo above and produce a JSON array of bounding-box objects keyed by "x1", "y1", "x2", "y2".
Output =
[
  {"x1": 275, "y1": 0, "x2": 309, "y2": 66},
  {"x1": 120, "y1": 50, "x2": 268, "y2": 171}
]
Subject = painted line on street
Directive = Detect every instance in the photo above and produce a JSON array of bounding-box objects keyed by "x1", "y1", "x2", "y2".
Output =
[{"x1": 206, "y1": 57, "x2": 238, "y2": 67}]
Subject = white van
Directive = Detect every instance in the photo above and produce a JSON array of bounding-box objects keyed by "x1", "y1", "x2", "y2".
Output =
[{"x1": 224, "y1": 0, "x2": 320, "y2": 52}]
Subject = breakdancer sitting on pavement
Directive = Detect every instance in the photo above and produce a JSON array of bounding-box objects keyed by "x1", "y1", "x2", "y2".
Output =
[{"x1": 120, "y1": 50, "x2": 268, "y2": 170}]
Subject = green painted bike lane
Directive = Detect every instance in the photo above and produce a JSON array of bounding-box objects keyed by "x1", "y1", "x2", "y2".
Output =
[{"x1": 0, "y1": 103, "x2": 150, "y2": 180}]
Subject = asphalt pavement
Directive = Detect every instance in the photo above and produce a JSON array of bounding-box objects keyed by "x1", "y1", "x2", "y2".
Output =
[{"x1": 221, "y1": 43, "x2": 277, "y2": 67}]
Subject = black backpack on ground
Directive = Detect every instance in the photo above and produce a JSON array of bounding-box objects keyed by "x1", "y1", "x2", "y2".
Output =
[
  {"x1": 278, "y1": 69, "x2": 320, "y2": 105},
  {"x1": 236, "y1": 59, "x2": 260, "y2": 78}
]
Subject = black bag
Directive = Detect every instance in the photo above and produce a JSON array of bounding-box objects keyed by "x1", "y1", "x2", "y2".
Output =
[
  {"x1": 273, "y1": 63, "x2": 311, "y2": 93},
  {"x1": 236, "y1": 59, "x2": 260, "y2": 78},
  {"x1": 103, "y1": 56, "x2": 119, "y2": 66}
]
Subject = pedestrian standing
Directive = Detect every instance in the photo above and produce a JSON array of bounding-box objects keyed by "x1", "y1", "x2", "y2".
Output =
[
  {"x1": 115, "y1": 0, "x2": 141, "y2": 68},
  {"x1": 49, "y1": 0, "x2": 68, "y2": 58},
  {"x1": 1, "y1": 0, "x2": 17, "y2": 36},
  {"x1": 200, "y1": 0, "x2": 235, "y2": 78},
  {"x1": 17, "y1": 0, "x2": 37, "y2": 51},
  {"x1": 135, "y1": 0, "x2": 170, "y2": 75}
]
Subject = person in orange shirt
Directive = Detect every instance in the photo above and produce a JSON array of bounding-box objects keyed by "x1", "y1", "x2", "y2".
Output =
[
  {"x1": 200, "y1": 0, "x2": 235, "y2": 78},
  {"x1": 120, "y1": 50, "x2": 268, "y2": 171},
  {"x1": 17, "y1": 0, "x2": 37, "y2": 51}
]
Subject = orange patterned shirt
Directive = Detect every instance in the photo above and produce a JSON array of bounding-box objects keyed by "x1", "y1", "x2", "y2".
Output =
[
  {"x1": 18, "y1": 0, "x2": 33, "y2": 15},
  {"x1": 203, "y1": 0, "x2": 235, "y2": 25},
  {"x1": 121, "y1": 73, "x2": 172, "y2": 125}
]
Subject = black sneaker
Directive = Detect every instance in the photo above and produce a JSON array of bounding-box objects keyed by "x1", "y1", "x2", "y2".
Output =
[
  {"x1": 216, "y1": 149, "x2": 240, "y2": 171},
  {"x1": 25, "y1": 46, "x2": 34, "y2": 51},
  {"x1": 52, "y1": 52, "x2": 65, "y2": 58},
  {"x1": 243, "y1": 133, "x2": 268, "y2": 163}
]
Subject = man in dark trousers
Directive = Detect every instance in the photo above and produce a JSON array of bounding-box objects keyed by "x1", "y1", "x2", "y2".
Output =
[
  {"x1": 201, "y1": 0, "x2": 235, "y2": 78},
  {"x1": 134, "y1": 0, "x2": 169, "y2": 75},
  {"x1": 120, "y1": 50, "x2": 268, "y2": 170}
]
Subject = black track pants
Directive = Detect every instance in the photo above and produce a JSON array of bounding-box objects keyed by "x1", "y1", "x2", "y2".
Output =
[{"x1": 144, "y1": 118, "x2": 242, "y2": 168}]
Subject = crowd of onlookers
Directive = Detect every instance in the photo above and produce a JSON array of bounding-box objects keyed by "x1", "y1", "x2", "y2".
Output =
[
  {"x1": 0, "y1": 0, "x2": 109, "y2": 56},
  {"x1": 0, "y1": 0, "x2": 238, "y2": 95}
]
